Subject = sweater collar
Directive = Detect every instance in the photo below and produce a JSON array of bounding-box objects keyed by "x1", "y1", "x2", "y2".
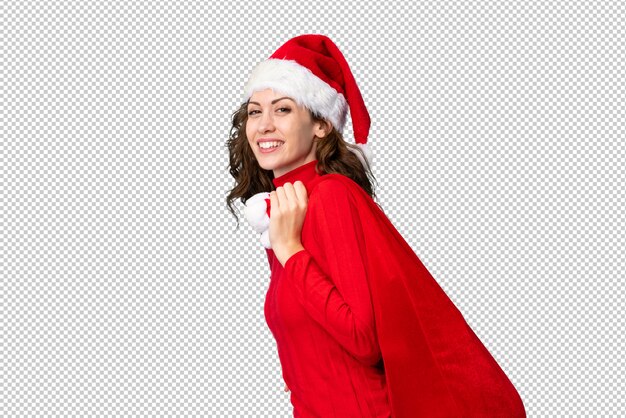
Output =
[{"x1": 272, "y1": 159, "x2": 322, "y2": 189}]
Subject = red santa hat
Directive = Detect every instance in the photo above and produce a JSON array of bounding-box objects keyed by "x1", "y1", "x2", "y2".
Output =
[{"x1": 243, "y1": 34, "x2": 372, "y2": 168}]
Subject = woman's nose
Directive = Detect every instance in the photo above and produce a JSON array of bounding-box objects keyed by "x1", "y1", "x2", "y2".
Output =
[{"x1": 257, "y1": 111, "x2": 275, "y2": 133}]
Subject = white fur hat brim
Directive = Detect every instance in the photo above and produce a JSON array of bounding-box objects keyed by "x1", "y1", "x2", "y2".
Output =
[{"x1": 243, "y1": 59, "x2": 348, "y2": 135}]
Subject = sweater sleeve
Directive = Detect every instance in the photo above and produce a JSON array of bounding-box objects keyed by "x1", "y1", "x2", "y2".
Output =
[{"x1": 281, "y1": 178, "x2": 381, "y2": 366}]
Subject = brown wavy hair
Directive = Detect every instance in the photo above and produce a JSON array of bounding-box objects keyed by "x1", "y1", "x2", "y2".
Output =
[{"x1": 225, "y1": 101, "x2": 382, "y2": 229}]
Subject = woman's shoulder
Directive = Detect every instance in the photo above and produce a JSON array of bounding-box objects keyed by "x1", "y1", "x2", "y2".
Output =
[
  {"x1": 308, "y1": 173, "x2": 368, "y2": 212},
  {"x1": 310, "y1": 173, "x2": 356, "y2": 198},
  {"x1": 310, "y1": 172, "x2": 384, "y2": 217}
]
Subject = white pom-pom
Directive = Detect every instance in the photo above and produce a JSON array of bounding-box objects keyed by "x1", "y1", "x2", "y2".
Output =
[
  {"x1": 243, "y1": 192, "x2": 272, "y2": 249},
  {"x1": 243, "y1": 192, "x2": 270, "y2": 233},
  {"x1": 349, "y1": 142, "x2": 373, "y2": 169},
  {"x1": 260, "y1": 230, "x2": 271, "y2": 249}
]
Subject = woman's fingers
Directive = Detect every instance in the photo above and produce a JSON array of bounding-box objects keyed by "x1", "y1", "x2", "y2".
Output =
[
  {"x1": 274, "y1": 184, "x2": 286, "y2": 209},
  {"x1": 277, "y1": 182, "x2": 296, "y2": 210},
  {"x1": 284, "y1": 383, "x2": 290, "y2": 392},
  {"x1": 269, "y1": 181, "x2": 308, "y2": 261},
  {"x1": 276, "y1": 181, "x2": 307, "y2": 209},
  {"x1": 293, "y1": 180, "x2": 308, "y2": 203}
]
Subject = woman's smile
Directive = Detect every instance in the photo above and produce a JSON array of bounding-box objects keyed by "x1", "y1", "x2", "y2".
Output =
[{"x1": 258, "y1": 138, "x2": 285, "y2": 153}]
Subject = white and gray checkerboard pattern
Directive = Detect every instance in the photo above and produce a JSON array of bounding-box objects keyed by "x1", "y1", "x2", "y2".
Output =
[{"x1": 2, "y1": 1, "x2": 624, "y2": 416}]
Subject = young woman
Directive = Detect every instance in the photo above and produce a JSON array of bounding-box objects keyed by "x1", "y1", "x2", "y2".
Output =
[{"x1": 226, "y1": 34, "x2": 526, "y2": 418}]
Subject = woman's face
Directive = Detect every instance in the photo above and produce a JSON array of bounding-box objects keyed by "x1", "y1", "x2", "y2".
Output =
[{"x1": 246, "y1": 88, "x2": 329, "y2": 178}]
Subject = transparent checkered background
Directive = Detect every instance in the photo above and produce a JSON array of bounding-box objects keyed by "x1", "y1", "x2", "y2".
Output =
[{"x1": 2, "y1": 1, "x2": 624, "y2": 416}]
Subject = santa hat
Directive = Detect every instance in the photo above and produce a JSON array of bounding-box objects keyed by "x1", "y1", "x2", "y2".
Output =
[{"x1": 243, "y1": 34, "x2": 372, "y2": 168}]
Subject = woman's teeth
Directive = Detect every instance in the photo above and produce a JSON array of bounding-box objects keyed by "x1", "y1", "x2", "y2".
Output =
[{"x1": 259, "y1": 141, "x2": 283, "y2": 149}]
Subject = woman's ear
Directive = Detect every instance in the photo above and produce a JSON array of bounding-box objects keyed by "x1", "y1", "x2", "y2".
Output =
[{"x1": 314, "y1": 120, "x2": 332, "y2": 139}]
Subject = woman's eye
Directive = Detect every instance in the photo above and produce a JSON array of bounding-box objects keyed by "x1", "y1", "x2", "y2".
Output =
[{"x1": 248, "y1": 107, "x2": 290, "y2": 116}]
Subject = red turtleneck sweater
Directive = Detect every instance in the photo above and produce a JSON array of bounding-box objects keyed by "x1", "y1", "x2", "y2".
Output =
[{"x1": 263, "y1": 159, "x2": 391, "y2": 418}]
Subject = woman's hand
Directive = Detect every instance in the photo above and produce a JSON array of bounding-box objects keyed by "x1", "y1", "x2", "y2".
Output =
[
  {"x1": 284, "y1": 383, "x2": 290, "y2": 392},
  {"x1": 269, "y1": 181, "x2": 308, "y2": 266}
]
